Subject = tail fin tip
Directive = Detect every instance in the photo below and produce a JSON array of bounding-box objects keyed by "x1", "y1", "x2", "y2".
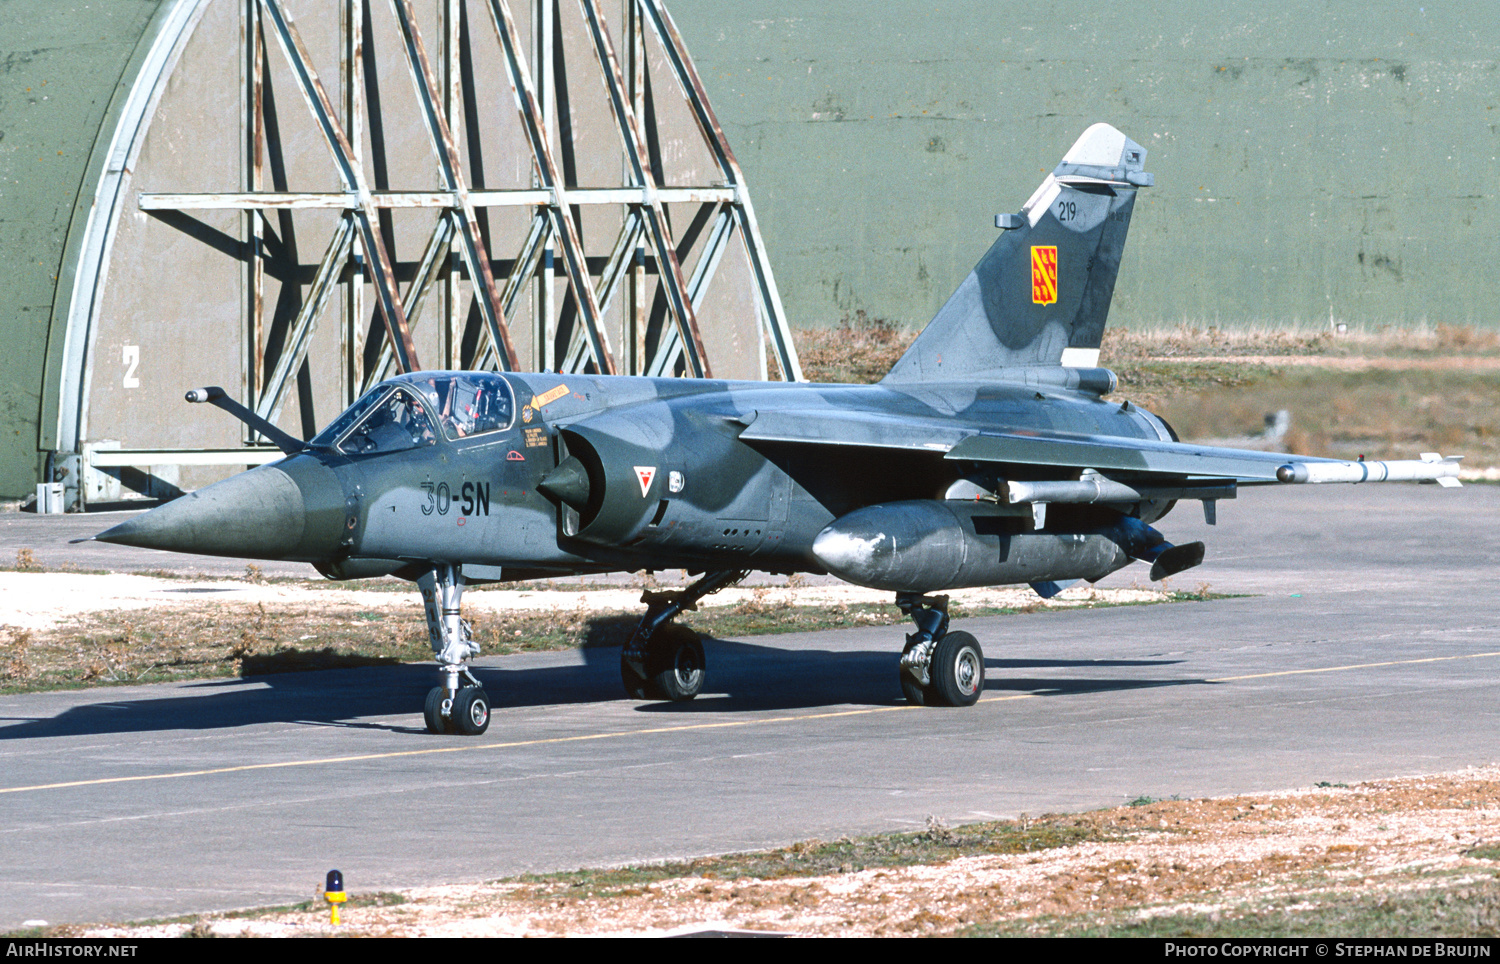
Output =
[{"x1": 885, "y1": 124, "x2": 1152, "y2": 383}]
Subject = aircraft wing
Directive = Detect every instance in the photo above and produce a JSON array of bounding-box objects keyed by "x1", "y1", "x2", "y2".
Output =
[
  {"x1": 738, "y1": 409, "x2": 1461, "y2": 486},
  {"x1": 737, "y1": 409, "x2": 969, "y2": 453},
  {"x1": 946, "y1": 432, "x2": 1307, "y2": 482}
]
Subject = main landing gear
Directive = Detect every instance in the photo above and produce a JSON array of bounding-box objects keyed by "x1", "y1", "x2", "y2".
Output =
[
  {"x1": 896, "y1": 592, "x2": 985, "y2": 707},
  {"x1": 418, "y1": 564, "x2": 490, "y2": 735},
  {"x1": 621, "y1": 570, "x2": 748, "y2": 701}
]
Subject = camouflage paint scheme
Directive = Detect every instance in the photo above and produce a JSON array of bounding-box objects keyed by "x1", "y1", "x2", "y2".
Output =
[{"x1": 94, "y1": 126, "x2": 1459, "y2": 730}]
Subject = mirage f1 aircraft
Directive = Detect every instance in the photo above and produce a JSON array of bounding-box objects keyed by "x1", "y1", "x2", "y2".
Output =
[{"x1": 93, "y1": 124, "x2": 1461, "y2": 735}]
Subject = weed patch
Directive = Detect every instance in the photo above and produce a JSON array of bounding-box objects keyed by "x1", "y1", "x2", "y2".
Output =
[
  {"x1": 977, "y1": 879, "x2": 1500, "y2": 938},
  {"x1": 1, "y1": 586, "x2": 1202, "y2": 694},
  {"x1": 514, "y1": 814, "x2": 1114, "y2": 899}
]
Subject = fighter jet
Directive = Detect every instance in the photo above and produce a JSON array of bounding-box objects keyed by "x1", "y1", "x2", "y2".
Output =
[{"x1": 92, "y1": 124, "x2": 1461, "y2": 735}]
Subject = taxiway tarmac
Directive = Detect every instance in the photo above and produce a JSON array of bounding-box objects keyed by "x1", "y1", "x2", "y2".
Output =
[{"x1": 2, "y1": 485, "x2": 1498, "y2": 928}]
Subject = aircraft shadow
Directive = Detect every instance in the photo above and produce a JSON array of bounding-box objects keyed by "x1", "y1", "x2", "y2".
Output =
[
  {"x1": 623, "y1": 638, "x2": 1195, "y2": 714},
  {"x1": 0, "y1": 638, "x2": 1194, "y2": 741}
]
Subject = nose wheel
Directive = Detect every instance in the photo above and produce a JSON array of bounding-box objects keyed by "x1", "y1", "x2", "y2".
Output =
[{"x1": 424, "y1": 684, "x2": 491, "y2": 735}]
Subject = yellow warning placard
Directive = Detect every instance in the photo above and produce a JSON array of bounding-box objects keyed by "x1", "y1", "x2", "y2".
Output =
[{"x1": 532, "y1": 384, "x2": 569, "y2": 408}]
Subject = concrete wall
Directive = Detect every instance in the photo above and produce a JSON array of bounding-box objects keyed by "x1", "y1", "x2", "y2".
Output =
[{"x1": 672, "y1": 0, "x2": 1500, "y2": 330}]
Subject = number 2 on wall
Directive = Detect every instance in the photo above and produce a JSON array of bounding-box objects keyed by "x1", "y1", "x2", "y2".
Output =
[{"x1": 122, "y1": 345, "x2": 140, "y2": 389}]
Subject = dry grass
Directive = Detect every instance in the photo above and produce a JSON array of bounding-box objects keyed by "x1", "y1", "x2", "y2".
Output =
[
  {"x1": 1100, "y1": 327, "x2": 1500, "y2": 464},
  {"x1": 0, "y1": 603, "x2": 422, "y2": 690},
  {"x1": 793, "y1": 318, "x2": 1500, "y2": 466},
  {"x1": 798, "y1": 317, "x2": 1500, "y2": 386},
  {"x1": 1156, "y1": 368, "x2": 1500, "y2": 464},
  {"x1": 0, "y1": 585, "x2": 1187, "y2": 694},
  {"x1": 796, "y1": 311, "x2": 915, "y2": 383},
  {"x1": 1103, "y1": 321, "x2": 1500, "y2": 362},
  {"x1": 1103, "y1": 323, "x2": 1342, "y2": 362},
  {"x1": 68, "y1": 767, "x2": 1500, "y2": 938},
  {"x1": 0, "y1": 599, "x2": 636, "y2": 692}
]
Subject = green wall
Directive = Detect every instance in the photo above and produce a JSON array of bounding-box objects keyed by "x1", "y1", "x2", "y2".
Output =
[
  {"x1": 672, "y1": 1, "x2": 1500, "y2": 330},
  {"x1": 0, "y1": 0, "x2": 166, "y2": 498}
]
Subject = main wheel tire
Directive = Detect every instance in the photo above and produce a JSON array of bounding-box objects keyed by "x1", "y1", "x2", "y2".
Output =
[
  {"x1": 927, "y1": 631, "x2": 985, "y2": 707},
  {"x1": 423, "y1": 686, "x2": 451, "y2": 734},
  {"x1": 644, "y1": 624, "x2": 705, "y2": 702},
  {"x1": 451, "y1": 686, "x2": 491, "y2": 735}
]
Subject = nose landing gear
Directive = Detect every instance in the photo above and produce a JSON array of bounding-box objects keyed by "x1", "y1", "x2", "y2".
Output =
[{"x1": 418, "y1": 564, "x2": 491, "y2": 735}]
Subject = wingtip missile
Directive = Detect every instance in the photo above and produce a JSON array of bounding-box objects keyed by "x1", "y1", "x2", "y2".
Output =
[{"x1": 1276, "y1": 454, "x2": 1462, "y2": 485}]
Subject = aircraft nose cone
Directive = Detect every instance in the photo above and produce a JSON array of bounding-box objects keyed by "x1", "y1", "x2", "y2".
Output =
[{"x1": 95, "y1": 458, "x2": 344, "y2": 562}]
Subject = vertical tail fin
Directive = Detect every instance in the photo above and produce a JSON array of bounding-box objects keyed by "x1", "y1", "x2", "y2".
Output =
[{"x1": 883, "y1": 124, "x2": 1151, "y2": 382}]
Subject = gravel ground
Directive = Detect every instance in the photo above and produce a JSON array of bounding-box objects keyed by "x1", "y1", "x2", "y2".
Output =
[
  {"x1": 66, "y1": 766, "x2": 1500, "y2": 938},
  {"x1": 0, "y1": 570, "x2": 1168, "y2": 633}
]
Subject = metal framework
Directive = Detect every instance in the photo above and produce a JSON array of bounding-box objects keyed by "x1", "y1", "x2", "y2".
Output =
[{"x1": 137, "y1": 0, "x2": 802, "y2": 442}]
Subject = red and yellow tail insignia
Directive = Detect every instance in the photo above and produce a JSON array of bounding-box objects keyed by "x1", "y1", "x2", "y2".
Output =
[{"x1": 1031, "y1": 246, "x2": 1058, "y2": 305}]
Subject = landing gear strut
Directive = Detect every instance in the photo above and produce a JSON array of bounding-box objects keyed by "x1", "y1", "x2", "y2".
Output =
[
  {"x1": 418, "y1": 564, "x2": 490, "y2": 735},
  {"x1": 621, "y1": 570, "x2": 748, "y2": 701},
  {"x1": 896, "y1": 592, "x2": 984, "y2": 707}
]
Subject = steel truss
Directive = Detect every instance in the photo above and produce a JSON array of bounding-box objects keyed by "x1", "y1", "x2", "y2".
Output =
[{"x1": 139, "y1": 0, "x2": 802, "y2": 439}]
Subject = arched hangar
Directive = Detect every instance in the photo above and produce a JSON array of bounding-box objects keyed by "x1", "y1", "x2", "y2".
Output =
[{"x1": 2, "y1": 0, "x2": 798, "y2": 509}]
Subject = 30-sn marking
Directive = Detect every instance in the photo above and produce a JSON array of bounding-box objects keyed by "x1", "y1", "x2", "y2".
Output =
[{"x1": 421, "y1": 481, "x2": 491, "y2": 517}]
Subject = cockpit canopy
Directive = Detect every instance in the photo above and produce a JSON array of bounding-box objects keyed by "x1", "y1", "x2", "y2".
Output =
[{"x1": 311, "y1": 372, "x2": 516, "y2": 456}]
